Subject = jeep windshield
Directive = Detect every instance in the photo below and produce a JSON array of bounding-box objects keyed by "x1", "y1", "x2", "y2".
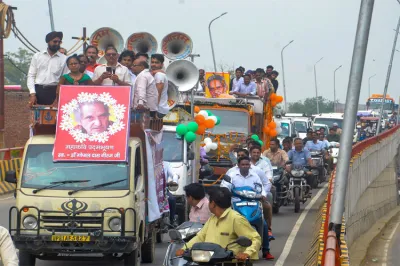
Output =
[
  {"x1": 314, "y1": 118, "x2": 343, "y2": 128},
  {"x1": 163, "y1": 131, "x2": 184, "y2": 162},
  {"x1": 206, "y1": 109, "x2": 249, "y2": 135},
  {"x1": 21, "y1": 144, "x2": 129, "y2": 190}
]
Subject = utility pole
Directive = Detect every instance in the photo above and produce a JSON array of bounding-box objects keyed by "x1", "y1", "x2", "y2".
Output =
[
  {"x1": 188, "y1": 54, "x2": 200, "y2": 63},
  {"x1": 376, "y1": 15, "x2": 400, "y2": 135},
  {"x1": 281, "y1": 40, "x2": 294, "y2": 112},
  {"x1": 72, "y1": 27, "x2": 88, "y2": 53},
  {"x1": 334, "y1": 65, "x2": 343, "y2": 112},
  {"x1": 48, "y1": 0, "x2": 55, "y2": 31},
  {"x1": 329, "y1": 0, "x2": 375, "y2": 242},
  {"x1": 314, "y1": 57, "x2": 324, "y2": 114}
]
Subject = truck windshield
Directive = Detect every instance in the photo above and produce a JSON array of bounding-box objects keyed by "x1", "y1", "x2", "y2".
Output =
[
  {"x1": 294, "y1": 121, "x2": 307, "y2": 133},
  {"x1": 163, "y1": 131, "x2": 184, "y2": 162},
  {"x1": 206, "y1": 110, "x2": 249, "y2": 134},
  {"x1": 21, "y1": 144, "x2": 129, "y2": 190},
  {"x1": 314, "y1": 118, "x2": 343, "y2": 128},
  {"x1": 367, "y1": 99, "x2": 393, "y2": 110},
  {"x1": 279, "y1": 122, "x2": 290, "y2": 137}
]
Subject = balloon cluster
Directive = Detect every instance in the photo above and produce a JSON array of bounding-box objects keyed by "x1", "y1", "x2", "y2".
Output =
[
  {"x1": 270, "y1": 93, "x2": 283, "y2": 108},
  {"x1": 203, "y1": 137, "x2": 218, "y2": 153},
  {"x1": 175, "y1": 106, "x2": 221, "y2": 143},
  {"x1": 262, "y1": 120, "x2": 282, "y2": 137},
  {"x1": 250, "y1": 134, "x2": 264, "y2": 147}
]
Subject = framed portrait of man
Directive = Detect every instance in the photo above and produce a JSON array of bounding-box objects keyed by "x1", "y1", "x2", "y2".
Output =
[{"x1": 204, "y1": 72, "x2": 234, "y2": 99}]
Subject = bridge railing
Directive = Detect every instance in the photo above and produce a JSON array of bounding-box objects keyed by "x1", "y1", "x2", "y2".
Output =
[{"x1": 306, "y1": 126, "x2": 400, "y2": 266}]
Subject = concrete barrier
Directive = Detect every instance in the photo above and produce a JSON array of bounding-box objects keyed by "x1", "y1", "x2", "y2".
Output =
[{"x1": 0, "y1": 158, "x2": 22, "y2": 195}]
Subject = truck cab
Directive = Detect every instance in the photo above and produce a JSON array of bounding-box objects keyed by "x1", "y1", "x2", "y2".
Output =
[{"x1": 6, "y1": 108, "x2": 165, "y2": 266}]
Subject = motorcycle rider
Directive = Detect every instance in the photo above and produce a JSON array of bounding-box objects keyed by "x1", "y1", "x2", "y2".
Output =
[
  {"x1": 303, "y1": 128, "x2": 313, "y2": 145},
  {"x1": 263, "y1": 138, "x2": 289, "y2": 168},
  {"x1": 227, "y1": 148, "x2": 274, "y2": 242},
  {"x1": 249, "y1": 146, "x2": 275, "y2": 241},
  {"x1": 164, "y1": 161, "x2": 179, "y2": 226},
  {"x1": 222, "y1": 157, "x2": 274, "y2": 260},
  {"x1": 305, "y1": 131, "x2": 329, "y2": 158},
  {"x1": 318, "y1": 131, "x2": 330, "y2": 149},
  {"x1": 326, "y1": 127, "x2": 340, "y2": 142},
  {"x1": 176, "y1": 186, "x2": 262, "y2": 261},
  {"x1": 287, "y1": 138, "x2": 314, "y2": 194},
  {"x1": 184, "y1": 183, "x2": 211, "y2": 224},
  {"x1": 282, "y1": 137, "x2": 293, "y2": 153}
]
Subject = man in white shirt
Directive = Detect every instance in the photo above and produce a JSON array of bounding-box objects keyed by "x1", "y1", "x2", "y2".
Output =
[
  {"x1": 150, "y1": 54, "x2": 169, "y2": 118},
  {"x1": 131, "y1": 58, "x2": 158, "y2": 117},
  {"x1": 93, "y1": 46, "x2": 132, "y2": 87},
  {"x1": 0, "y1": 225, "x2": 19, "y2": 266},
  {"x1": 164, "y1": 161, "x2": 179, "y2": 226},
  {"x1": 118, "y1": 50, "x2": 136, "y2": 87},
  {"x1": 229, "y1": 68, "x2": 244, "y2": 92},
  {"x1": 249, "y1": 146, "x2": 275, "y2": 240},
  {"x1": 28, "y1": 31, "x2": 67, "y2": 106}
]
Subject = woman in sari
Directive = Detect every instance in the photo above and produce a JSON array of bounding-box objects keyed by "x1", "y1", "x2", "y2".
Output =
[{"x1": 52, "y1": 54, "x2": 94, "y2": 106}]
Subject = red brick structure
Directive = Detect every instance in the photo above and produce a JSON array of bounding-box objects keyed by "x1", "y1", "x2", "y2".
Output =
[{"x1": 4, "y1": 91, "x2": 30, "y2": 147}]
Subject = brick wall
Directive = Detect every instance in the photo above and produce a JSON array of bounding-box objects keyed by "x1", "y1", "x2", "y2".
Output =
[{"x1": 4, "y1": 91, "x2": 30, "y2": 147}]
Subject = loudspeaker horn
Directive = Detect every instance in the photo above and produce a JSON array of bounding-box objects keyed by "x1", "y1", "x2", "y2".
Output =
[
  {"x1": 167, "y1": 81, "x2": 179, "y2": 110},
  {"x1": 89, "y1": 27, "x2": 124, "y2": 57},
  {"x1": 161, "y1": 32, "x2": 193, "y2": 60},
  {"x1": 126, "y1": 32, "x2": 158, "y2": 56},
  {"x1": 166, "y1": 60, "x2": 199, "y2": 92}
]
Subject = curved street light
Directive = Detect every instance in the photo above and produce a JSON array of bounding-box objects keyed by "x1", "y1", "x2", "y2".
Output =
[
  {"x1": 208, "y1": 12, "x2": 228, "y2": 73},
  {"x1": 368, "y1": 74, "x2": 376, "y2": 96},
  {"x1": 333, "y1": 65, "x2": 342, "y2": 112}
]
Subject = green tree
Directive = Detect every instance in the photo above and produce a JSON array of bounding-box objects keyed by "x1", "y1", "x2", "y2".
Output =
[
  {"x1": 4, "y1": 48, "x2": 34, "y2": 91},
  {"x1": 288, "y1": 96, "x2": 335, "y2": 115}
]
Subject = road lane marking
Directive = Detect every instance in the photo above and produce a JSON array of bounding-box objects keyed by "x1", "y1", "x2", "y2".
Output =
[
  {"x1": 382, "y1": 219, "x2": 400, "y2": 266},
  {"x1": 0, "y1": 196, "x2": 13, "y2": 201},
  {"x1": 274, "y1": 183, "x2": 328, "y2": 266}
]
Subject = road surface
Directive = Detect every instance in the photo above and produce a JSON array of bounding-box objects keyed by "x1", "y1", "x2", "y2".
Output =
[{"x1": 0, "y1": 185, "x2": 327, "y2": 266}]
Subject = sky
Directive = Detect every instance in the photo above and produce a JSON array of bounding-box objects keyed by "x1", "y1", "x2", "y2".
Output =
[{"x1": 4, "y1": 0, "x2": 400, "y2": 104}]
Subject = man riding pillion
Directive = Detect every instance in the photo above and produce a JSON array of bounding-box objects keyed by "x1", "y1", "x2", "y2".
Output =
[
  {"x1": 249, "y1": 145, "x2": 275, "y2": 242},
  {"x1": 287, "y1": 138, "x2": 314, "y2": 195},
  {"x1": 222, "y1": 156, "x2": 275, "y2": 260},
  {"x1": 176, "y1": 187, "x2": 262, "y2": 262}
]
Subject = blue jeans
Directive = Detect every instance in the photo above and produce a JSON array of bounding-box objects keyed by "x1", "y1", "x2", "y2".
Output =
[{"x1": 262, "y1": 220, "x2": 270, "y2": 252}]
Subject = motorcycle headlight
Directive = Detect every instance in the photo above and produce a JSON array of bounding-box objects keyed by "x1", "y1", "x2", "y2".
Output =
[
  {"x1": 291, "y1": 170, "x2": 304, "y2": 177},
  {"x1": 23, "y1": 216, "x2": 38, "y2": 230},
  {"x1": 109, "y1": 217, "x2": 122, "y2": 231},
  {"x1": 235, "y1": 190, "x2": 259, "y2": 199},
  {"x1": 191, "y1": 250, "x2": 214, "y2": 262}
]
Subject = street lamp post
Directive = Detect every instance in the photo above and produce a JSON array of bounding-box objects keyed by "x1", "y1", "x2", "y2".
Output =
[
  {"x1": 368, "y1": 74, "x2": 376, "y2": 96},
  {"x1": 281, "y1": 40, "x2": 294, "y2": 112},
  {"x1": 333, "y1": 65, "x2": 342, "y2": 112},
  {"x1": 314, "y1": 57, "x2": 324, "y2": 114},
  {"x1": 208, "y1": 12, "x2": 228, "y2": 73},
  {"x1": 48, "y1": 0, "x2": 55, "y2": 31}
]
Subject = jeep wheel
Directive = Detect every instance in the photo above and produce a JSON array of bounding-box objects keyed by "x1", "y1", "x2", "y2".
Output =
[
  {"x1": 124, "y1": 248, "x2": 139, "y2": 266},
  {"x1": 141, "y1": 230, "x2": 155, "y2": 263}
]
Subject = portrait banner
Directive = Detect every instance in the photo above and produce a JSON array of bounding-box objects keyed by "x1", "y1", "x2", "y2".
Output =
[
  {"x1": 204, "y1": 72, "x2": 233, "y2": 99},
  {"x1": 53, "y1": 85, "x2": 131, "y2": 162},
  {"x1": 144, "y1": 130, "x2": 169, "y2": 222}
]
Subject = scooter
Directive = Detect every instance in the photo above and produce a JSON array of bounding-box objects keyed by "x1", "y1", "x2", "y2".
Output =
[
  {"x1": 163, "y1": 221, "x2": 204, "y2": 266},
  {"x1": 309, "y1": 150, "x2": 326, "y2": 186},
  {"x1": 287, "y1": 162, "x2": 311, "y2": 213},
  {"x1": 168, "y1": 229, "x2": 253, "y2": 266},
  {"x1": 329, "y1": 142, "x2": 340, "y2": 165},
  {"x1": 223, "y1": 176, "x2": 264, "y2": 240},
  {"x1": 272, "y1": 166, "x2": 288, "y2": 214}
]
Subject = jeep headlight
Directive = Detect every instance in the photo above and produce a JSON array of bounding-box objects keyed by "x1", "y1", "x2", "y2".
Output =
[
  {"x1": 192, "y1": 250, "x2": 214, "y2": 262},
  {"x1": 109, "y1": 217, "x2": 122, "y2": 231},
  {"x1": 23, "y1": 216, "x2": 38, "y2": 229}
]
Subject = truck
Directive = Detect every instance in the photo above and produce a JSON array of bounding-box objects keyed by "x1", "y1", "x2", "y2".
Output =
[
  {"x1": 162, "y1": 107, "x2": 199, "y2": 225},
  {"x1": 366, "y1": 94, "x2": 395, "y2": 112},
  {"x1": 5, "y1": 107, "x2": 167, "y2": 266},
  {"x1": 191, "y1": 95, "x2": 265, "y2": 184}
]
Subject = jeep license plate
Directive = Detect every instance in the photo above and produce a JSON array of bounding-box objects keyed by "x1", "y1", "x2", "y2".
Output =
[{"x1": 51, "y1": 235, "x2": 91, "y2": 242}]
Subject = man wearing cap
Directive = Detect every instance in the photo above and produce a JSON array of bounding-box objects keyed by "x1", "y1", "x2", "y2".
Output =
[{"x1": 27, "y1": 31, "x2": 67, "y2": 106}]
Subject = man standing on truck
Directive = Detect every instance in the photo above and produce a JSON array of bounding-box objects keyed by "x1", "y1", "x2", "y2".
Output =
[
  {"x1": 230, "y1": 74, "x2": 256, "y2": 97},
  {"x1": 28, "y1": 31, "x2": 67, "y2": 106},
  {"x1": 150, "y1": 54, "x2": 169, "y2": 118}
]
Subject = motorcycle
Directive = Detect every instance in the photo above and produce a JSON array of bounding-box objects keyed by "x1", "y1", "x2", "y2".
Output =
[
  {"x1": 168, "y1": 229, "x2": 253, "y2": 266},
  {"x1": 223, "y1": 176, "x2": 264, "y2": 240},
  {"x1": 329, "y1": 142, "x2": 340, "y2": 165},
  {"x1": 286, "y1": 162, "x2": 311, "y2": 213},
  {"x1": 309, "y1": 150, "x2": 327, "y2": 186},
  {"x1": 271, "y1": 166, "x2": 288, "y2": 214},
  {"x1": 164, "y1": 221, "x2": 204, "y2": 266}
]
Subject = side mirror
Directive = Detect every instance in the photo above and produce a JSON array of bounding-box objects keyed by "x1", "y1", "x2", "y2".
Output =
[
  {"x1": 5, "y1": 170, "x2": 17, "y2": 184},
  {"x1": 285, "y1": 160, "x2": 293, "y2": 165},
  {"x1": 187, "y1": 151, "x2": 195, "y2": 161},
  {"x1": 222, "y1": 175, "x2": 231, "y2": 183},
  {"x1": 235, "y1": 236, "x2": 252, "y2": 247},
  {"x1": 168, "y1": 229, "x2": 183, "y2": 241}
]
